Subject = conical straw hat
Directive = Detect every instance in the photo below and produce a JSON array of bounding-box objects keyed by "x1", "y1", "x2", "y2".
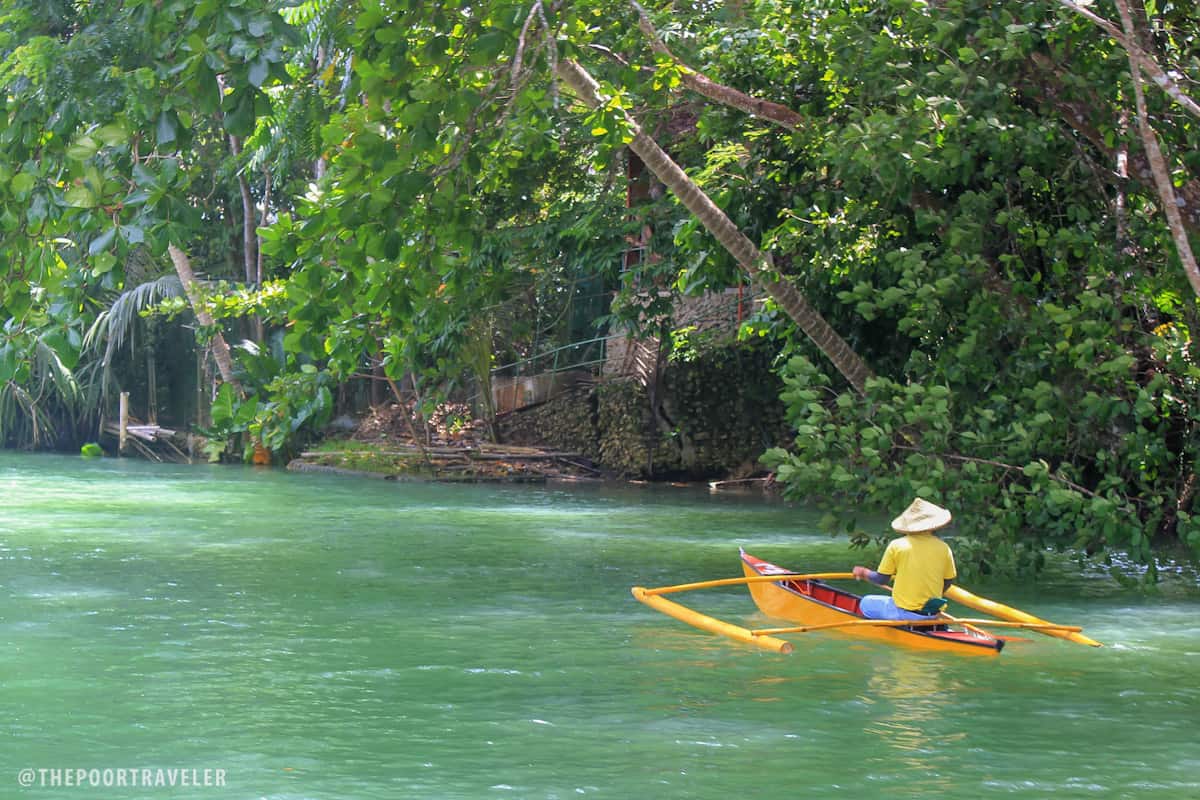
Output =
[{"x1": 891, "y1": 497, "x2": 952, "y2": 533}]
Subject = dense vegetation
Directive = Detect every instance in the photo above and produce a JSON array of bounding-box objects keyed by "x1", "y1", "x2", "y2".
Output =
[{"x1": 0, "y1": 0, "x2": 1195, "y2": 575}]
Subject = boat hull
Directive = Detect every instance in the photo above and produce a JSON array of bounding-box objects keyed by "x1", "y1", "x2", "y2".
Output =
[{"x1": 741, "y1": 551, "x2": 1003, "y2": 655}]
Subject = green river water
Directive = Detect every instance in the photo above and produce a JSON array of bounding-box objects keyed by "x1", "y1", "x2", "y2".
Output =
[{"x1": 1, "y1": 452, "x2": 1197, "y2": 799}]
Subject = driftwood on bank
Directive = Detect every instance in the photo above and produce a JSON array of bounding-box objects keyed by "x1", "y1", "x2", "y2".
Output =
[
  {"x1": 300, "y1": 444, "x2": 583, "y2": 459},
  {"x1": 292, "y1": 440, "x2": 604, "y2": 482},
  {"x1": 101, "y1": 419, "x2": 192, "y2": 463}
]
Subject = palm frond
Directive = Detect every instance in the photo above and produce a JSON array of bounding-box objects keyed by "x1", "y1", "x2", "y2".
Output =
[
  {"x1": 32, "y1": 335, "x2": 80, "y2": 404},
  {"x1": 0, "y1": 380, "x2": 57, "y2": 449},
  {"x1": 84, "y1": 274, "x2": 185, "y2": 366}
]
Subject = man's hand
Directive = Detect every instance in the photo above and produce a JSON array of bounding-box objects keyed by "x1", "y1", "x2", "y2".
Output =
[{"x1": 852, "y1": 565, "x2": 871, "y2": 581}]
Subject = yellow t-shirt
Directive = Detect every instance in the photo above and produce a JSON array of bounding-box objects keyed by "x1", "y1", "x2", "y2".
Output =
[{"x1": 877, "y1": 534, "x2": 956, "y2": 612}]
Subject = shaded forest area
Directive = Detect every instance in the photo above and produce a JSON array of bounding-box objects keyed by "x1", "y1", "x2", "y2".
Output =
[{"x1": 0, "y1": 0, "x2": 1196, "y2": 577}]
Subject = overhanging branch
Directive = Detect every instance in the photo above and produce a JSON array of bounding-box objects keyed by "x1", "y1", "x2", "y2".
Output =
[{"x1": 630, "y1": 0, "x2": 803, "y2": 131}]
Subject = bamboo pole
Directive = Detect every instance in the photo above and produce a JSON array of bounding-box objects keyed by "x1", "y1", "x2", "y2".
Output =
[
  {"x1": 751, "y1": 618, "x2": 1084, "y2": 636},
  {"x1": 118, "y1": 391, "x2": 129, "y2": 455},
  {"x1": 640, "y1": 573, "x2": 856, "y2": 597},
  {"x1": 631, "y1": 587, "x2": 793, "y2": 653},
  {"x1": 955, "y1": 619, "x2": 1083, "y2": 632},
  {"x1": 935, "y1": 609, "x2": 997, "y2": 641}
]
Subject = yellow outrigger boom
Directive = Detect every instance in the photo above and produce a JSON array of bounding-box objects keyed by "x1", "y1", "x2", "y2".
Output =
[
  {"x1": 638, "y1": 573, "x2": 857, "y2": 596},
  {"x1": 631, "y1": 586, "x2": 794, "y2": 654},
  {"x1": 947, "y1": 585, "x2": 1102, "y2": 647},
  {"x1": 631, "y1": 573, "x2": 859, "y2": 654}
]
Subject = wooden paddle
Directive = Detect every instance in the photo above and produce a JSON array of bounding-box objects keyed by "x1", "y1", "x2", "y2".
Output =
[{"x1": 857, "y1": 580, "x2": 1000, "y2": 639}]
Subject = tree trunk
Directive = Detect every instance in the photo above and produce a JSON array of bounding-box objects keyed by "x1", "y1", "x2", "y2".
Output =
[
  {"x1": 385, "y1": 373, "x2": 433, "y2": 470},
  {"x1": 555, "y1": 58, "x2": 874, "y2": 394},
  {"x1": 167, "y1": 243, "x2": 245, "y2": 397},
  {"x1": 228, "y1": 136, "x2": 258, "y2": 285},
  {"x1": 229, "y1": 135, "x2": 264, "y2": 343},
  {"x1": 1113, "y1": 0, "x2": 1200, "y2": 298}
]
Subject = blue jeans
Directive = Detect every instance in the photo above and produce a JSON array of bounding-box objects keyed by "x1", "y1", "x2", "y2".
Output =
[{"x1": 860, "y1": 595, "x2": 934, "y2": 621}]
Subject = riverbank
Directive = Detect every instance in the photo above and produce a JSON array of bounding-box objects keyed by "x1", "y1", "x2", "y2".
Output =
[
  {"x1": 284, "y1": 401, "x2": 606, "y2": 483},
  {"x1": 288, "y1": 400, "x2": 780, "y2": 491},
  {"x1": 287, "y1": 439, "x2": 605, "y2": 484}
]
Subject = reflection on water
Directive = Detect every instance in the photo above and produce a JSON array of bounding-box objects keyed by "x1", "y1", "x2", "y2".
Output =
[
  {"x1": 864, "y1": 650, "x2": 964, "y2": 743},
  {"x1": 861, "y1": 651, "x2": 967, "y2": 794}
]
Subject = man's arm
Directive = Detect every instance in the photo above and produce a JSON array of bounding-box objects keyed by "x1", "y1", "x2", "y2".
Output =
[{"x1": 852, "y1": 565, "x2": 892, "y2": 586}]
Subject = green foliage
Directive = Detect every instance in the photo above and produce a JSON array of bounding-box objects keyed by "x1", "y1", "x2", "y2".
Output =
[
  {"x1": 200, "y1": 345, "x2": 333, "y2": 463},
  {"x1": 0, "y1": 0, "x2": 293, "y2": 445},
  {"x1": 764, "y1": 343, "x2": 1199, "y2": 577},
  {"x1": 0, "y1": 0, "x2": 1195, "y2": 584},
  {"x1": 694, "y1": 0, "x2": 1200, "y2": 575}
]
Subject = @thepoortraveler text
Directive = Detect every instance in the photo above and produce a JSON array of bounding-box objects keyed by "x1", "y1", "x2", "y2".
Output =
[{"x1": 17, "y1": 767, "x2": 226, "y2": 789}]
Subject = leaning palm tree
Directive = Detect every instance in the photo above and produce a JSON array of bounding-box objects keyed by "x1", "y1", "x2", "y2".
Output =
[{"x1": 555, "y1": 58, "x2": 874, "y2": 395}]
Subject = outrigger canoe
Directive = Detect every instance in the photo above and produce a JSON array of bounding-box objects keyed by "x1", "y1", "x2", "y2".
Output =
[
  {"x1": 629, "y1": 549, "x2": 1101, "y2": 655},
  {"x1": 739, "y1": 550, "x2": 1004, "y2": 655}
]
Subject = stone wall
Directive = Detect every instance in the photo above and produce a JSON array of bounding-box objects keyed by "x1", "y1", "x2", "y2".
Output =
[
  {"x1": 674, "y1": 286, "x2": 756, "y2": 336},
  {"x1": 496, "y1": 382, "x2": 600, "y2": 459},
  {"x1": 651, "y1": 342, "x2": 789, "y2": 478},
  {"x1": 593, "y1": 379, "x2": 671, "y2": 476},
  {"x1": 498, "y1": 340, "x2": 789, "y2": 480}
]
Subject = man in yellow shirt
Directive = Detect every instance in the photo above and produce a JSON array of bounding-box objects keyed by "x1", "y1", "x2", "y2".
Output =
[{"x1": 852, "y1": 497, "x2": 957, "y2": 620}]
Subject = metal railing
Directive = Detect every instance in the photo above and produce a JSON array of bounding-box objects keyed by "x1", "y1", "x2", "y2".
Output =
[
  {"x1": 490, "y1": 335, "x2": 610, "y2": 379},
  {"x1": 488, "y1": 287, "x2": 764, "y2": 379}
]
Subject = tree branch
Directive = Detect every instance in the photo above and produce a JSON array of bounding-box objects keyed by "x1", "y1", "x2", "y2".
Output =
[
  {"x1": 555, "y1": 56, "x2": 873, "y2": 394},
  {"x1": 1112, "y1": 0, "x2": 1200, "y2": 298},
  {"x1": 893, "y1": 445, "x2": 1102, "y2": 499},
  {"x1": 630, "y1": 0, "x2": 803, "y2": 131},
  {"x1": 1026, "y1": 52, "x2": 1200, "y2": 240},
  {"x1": 512, "y1": 0, "x2": 540, "y2": 82},
  {"x1": 167, "y1": 244, "x2": 244, "y2": 398},
  {"x1": 1058, "y1": 0, "x2": 1200, "y2": 121}
]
